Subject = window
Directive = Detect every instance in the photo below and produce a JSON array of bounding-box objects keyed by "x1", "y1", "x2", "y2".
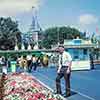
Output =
[
  {"x1": 83, "y1": 49, "x2": 87, "y2": 55},
  {"x1": 73, "y1": 49, "x2": 79, "y2": 60}
]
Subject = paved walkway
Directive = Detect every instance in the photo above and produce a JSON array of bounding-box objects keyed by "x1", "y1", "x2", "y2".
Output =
[{"x1": 32, "y1": 64, "x2": 100, "y2": 100}]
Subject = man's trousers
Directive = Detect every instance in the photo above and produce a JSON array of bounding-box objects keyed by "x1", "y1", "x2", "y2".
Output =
[{"x1": 56, "y1": 71, "x2": 71, "y2": 96}]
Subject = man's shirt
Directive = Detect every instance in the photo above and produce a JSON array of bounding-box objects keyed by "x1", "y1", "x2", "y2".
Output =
[
  {"x1": 59, "y1": 51, "x2": 72, "y2": 67},
  {"x1": 58, "y1": 51, "x2": 72, "y2": 73},
  {"x1": 27, "y1": 55, "x2": 32, "y2": 61}
]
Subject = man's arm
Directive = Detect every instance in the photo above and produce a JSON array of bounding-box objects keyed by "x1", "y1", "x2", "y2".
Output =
[
  {"x1": 66, "y1": 52, "x2": 72, "y2": 74},
  {"x1": 67, "y1": 61, "x2": 72, "y2": 74},
  {"x1": 57, "y1": 55, "x2": 62, "y2": 73}
]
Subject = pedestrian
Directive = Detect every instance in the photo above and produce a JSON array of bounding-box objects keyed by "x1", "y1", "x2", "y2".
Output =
[
  {"x1": 43, "y1": 54, "x2": 49, "y2": 67},
  {"x1": 31, "y1": 55, "x2": 37, "y2": 71},
  {"x1": 55, "y1": 45, "x2": 72, "y2": 97},
  {"x1": 23, "y1": 55, "x2": 28, "y2": 72},
  {"x1": 7, "y1": 57, "x2": 11, "y2": 72},
  {"x1": 16, "y1": 56, "x2": 21, "y2": 73},
  {"x1": 27, "y1": 54, "x2": 32, "y2": 72},
  {"x1": 19, "y1": 56, "x2": 24, "y2": 72},
  {"x1": 0, "y1": 56, "x2": 2, "y2": 73},
  {"x1": 2, "y1": 56, "x2": 8, "y2": 79},
  {"x1": 89, "y1": 53, "x2": 94, "y2": 69},
  {"x1": 36, "y1": 56, "x2": 41, "y2": 67},
  {"x1": 20, "y1": 56, "x2": 28, "y2": 72}
]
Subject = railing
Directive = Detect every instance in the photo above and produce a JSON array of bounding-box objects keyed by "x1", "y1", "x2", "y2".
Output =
[{"x1": 93, "y1": 60, "x2": 100, "y2": 64}]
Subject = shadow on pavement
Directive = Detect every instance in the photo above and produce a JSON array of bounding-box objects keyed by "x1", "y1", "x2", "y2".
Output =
[{"x1": 63, "y1": 90, "x2": 77, "y2": 97}]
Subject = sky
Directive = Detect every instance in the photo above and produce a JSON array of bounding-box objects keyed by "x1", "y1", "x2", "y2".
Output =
[{"x1": 0, "y1": 0, "x2": 100, "y2": 35}]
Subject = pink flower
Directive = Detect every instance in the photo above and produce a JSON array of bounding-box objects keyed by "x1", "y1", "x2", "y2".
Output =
[
  {"x1": 28, "y1": 98, "x2": 33, "y2": 100},
  {"x1": 32, "y1": 93, "x2": 45, "y2": 99},
  {"x1": 3, "y1": 73, "x2": 63, "y2": 100},
  {"x1": 10, "y1": 81, "x2": 16, "y2": 86},
  {"x1": 48, "y1": 99, "x2": 57, "y2": 100}
]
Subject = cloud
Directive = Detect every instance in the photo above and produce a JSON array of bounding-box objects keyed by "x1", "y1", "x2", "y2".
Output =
[
  {"x1": 79, "y1": 14, "x2": 98, "y2": 25},
  {"x1": 0, "y1": 0, "x2": 40, "y2": 16}
]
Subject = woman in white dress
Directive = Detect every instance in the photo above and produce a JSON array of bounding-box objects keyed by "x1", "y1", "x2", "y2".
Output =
[{"x1": 2, "y1": 57, "x2": 7, "y2": 75}]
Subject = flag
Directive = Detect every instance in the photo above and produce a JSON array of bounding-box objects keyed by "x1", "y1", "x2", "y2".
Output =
[
  {"x1": 96, "y1": 27, "x2": 100, "y2": 35},
  {"x1": 86, "y1": 31, "x2": 90, "y2": 38}
]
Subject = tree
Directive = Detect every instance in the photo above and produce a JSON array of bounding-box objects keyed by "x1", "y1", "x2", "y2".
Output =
[
  {"x1": 42, "y1": 26, "x2": 85, "y2": 49},
  {"x1": 61, "y1": 26, "x2": 83, "y2": 39},
  {"x1": 41, "y1": 39, "x2": 51, "y2": 49},
  {"x1": 0, "y1": 17, "x2": 22, "y2": 50}
]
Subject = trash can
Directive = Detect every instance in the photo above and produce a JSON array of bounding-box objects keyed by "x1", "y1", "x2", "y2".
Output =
[{"x1": 11, "y1": 61, "x2": 16, "y2": 73}]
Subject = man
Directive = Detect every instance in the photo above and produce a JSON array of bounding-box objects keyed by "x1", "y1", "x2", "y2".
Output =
[
  {"x1": 23, "y1": 55, "x2": 28, "y2": 72},
  {"x1": 2, "y1": 56, "x2": 8, "y2": 79},
  {"x1": 31, "y1": 55, "x2": 37, "y2": 71},
  {"x1": 20, "y1": 55, "x2": 28, "y2": 72},
  {"x1": 56, "y1": 46, "x2": 72, "y2": 97},
  {"x1": 89, "y1": 53, "x2": 94, "y2": 69},
  {"x1": 27, "y1": 54, "x2": 32, "y2": 72}
]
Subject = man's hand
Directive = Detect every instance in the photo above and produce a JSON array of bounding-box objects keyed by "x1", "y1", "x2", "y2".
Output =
[
  {"x1": 57, "y1": 65, "x2": 61, "y2": 74},
  {"x1": 67, "y1": 67, "x2": 71, "y2": 74},
  {"x1": 57, "y1": 69, "x2": 60, "y2": 74}
]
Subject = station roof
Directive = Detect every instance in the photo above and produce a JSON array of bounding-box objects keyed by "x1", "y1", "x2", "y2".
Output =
[
  {"x1": 64, "y1": 44, "x2": 98, "y2": 48},
  {"x1": 64, "y1": 39, "x2": 99, "y2": 49}
]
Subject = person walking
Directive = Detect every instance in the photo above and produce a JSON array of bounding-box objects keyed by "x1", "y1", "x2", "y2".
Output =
[
  {"x1": 43, "y1": 54, "x2": 49, "y2": 67},
  {"x1": 20, "y1": 56, "x2": 28, "y2": 72},
  {"x1": 23, "y1": 55, "x2": 28, "y2": 72},
  {"x1": 27, "y1": 55, "x2": 32, "y2": 72},
  {"x1": 2, "y1": 57, "x2": 8, "y2": 77},
  {"x1": 56, "y1": 46, "x2": 72, "y2": 97},
  {"x1": 89, "y1": 53, "x2": 94, "y2": 69},
  {"x1": 31, "y1": 55, "x2": 37, "y2": 71}
]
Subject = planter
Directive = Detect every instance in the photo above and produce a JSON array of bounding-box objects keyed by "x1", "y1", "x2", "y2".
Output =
[{"x1": 1, "y1": 73, "x2": 63, "y2": 100}]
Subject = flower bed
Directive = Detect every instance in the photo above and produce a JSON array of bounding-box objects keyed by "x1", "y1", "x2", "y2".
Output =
[
  {"x1": 1, "y1": 73, "x2": 64, "y2": 100},
  {"x1": 0, "y1": 75, "x2": 2, "y2": 99}
]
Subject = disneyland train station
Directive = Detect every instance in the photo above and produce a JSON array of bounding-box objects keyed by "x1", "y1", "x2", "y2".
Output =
[{"x1": 0, "y1": 37, "x2": 100, "y2": 100}]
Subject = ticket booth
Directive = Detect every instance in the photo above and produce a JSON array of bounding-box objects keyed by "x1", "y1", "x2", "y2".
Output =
[{"x1": 64, "y1": 38, "x2": 96, "y2": 70}]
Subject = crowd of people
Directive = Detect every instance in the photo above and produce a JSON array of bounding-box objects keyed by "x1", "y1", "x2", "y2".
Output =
[{"x1": 0, "y1": 54, "x2": 49, "y2": 75}]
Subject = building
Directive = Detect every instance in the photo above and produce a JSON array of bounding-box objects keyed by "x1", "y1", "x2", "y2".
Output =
[{"x1": 64, "y1": 38, "x2": 99, "y2": 70}]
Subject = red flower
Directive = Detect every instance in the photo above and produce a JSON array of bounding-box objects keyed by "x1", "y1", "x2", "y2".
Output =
[
  {"x1": 10, "y1": 81, "x2": 16, "y2": 86},
  {"x1": 32, "y1": 83, "x2": 42, "y2": 88},
  {"x1": 48, "y1": 99, "x2": 57, "y2": 100},
  {"x1": 28, "y1": 98, "x2": 33, "y2": 100},
  {"x1": 32, "y1": 93, "x2": 45, "y2": 99}
]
